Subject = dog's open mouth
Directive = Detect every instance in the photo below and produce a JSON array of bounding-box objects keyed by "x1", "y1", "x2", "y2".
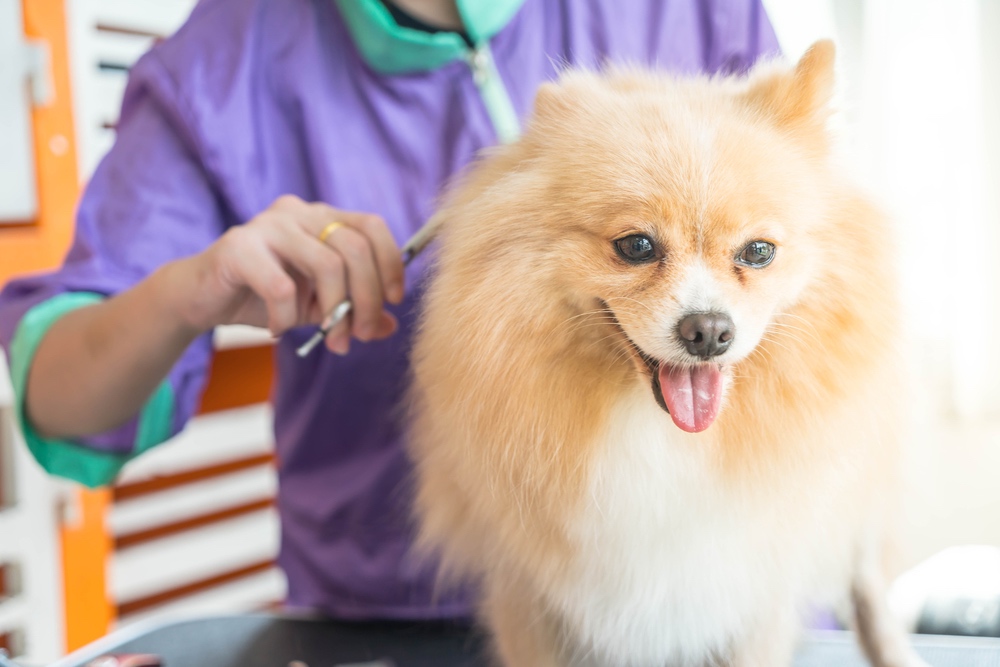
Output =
[{"x1": 604, "y1": 304, "x2": 725, "y2": 434}]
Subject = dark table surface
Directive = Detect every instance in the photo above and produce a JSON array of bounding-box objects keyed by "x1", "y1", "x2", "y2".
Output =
[{"x1": 50, "y1": 614, "x2": 1000, "y2": 667}]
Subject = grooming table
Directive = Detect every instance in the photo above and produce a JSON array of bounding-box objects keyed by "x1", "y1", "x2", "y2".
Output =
[{"x1": 50, "y1": 614, "x2": 1000, "y2": 667}]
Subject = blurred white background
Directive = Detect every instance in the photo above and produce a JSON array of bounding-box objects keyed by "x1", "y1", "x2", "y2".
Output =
[{"x1": 764, "y1": 0, "x2": 1000, "y2": 569}]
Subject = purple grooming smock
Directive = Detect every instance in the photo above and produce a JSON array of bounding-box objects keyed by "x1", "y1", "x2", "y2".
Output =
[{"x1": 0, "y1": 0, "x2": 779, "y2": 619}]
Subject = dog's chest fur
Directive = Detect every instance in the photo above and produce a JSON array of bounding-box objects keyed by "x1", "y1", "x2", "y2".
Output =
[{"x1": 543, "y1": 387, "x2": 848, "y2": 667}]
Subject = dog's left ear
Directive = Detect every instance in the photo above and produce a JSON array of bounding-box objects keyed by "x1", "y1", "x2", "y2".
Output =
[{"x1": 744, "y1": 40, "x2": 836, "y2": 140}]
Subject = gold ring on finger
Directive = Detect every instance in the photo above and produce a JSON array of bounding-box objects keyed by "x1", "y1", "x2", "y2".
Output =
[{"x1": 318, "y1": 221, "x2": 345, "y2": 244}]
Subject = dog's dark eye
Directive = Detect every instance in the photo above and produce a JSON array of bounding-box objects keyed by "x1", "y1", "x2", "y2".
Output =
[
  {"x1": 736, "y1": 241, "x2": 775, "y2": 267},
  {"x1": 615, "y1": 235, "x2": 657, "y2": 263}
]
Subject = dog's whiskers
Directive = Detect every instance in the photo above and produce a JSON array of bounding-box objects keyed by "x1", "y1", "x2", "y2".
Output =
[
  {"x1": 557, "y1": 309, "x2": 619, "y2": 336},
  {"x1": 759, "y1": 334, "x2": 795, "y2": 356},
  {"x1": 767, "y1": 321, "x2": 818, "y2": 346},
  {"x1": 604, "y1": 295, "x2": 658, "y2": 316},
  {"x1": 747, "y1": 344, "x2": 776, "y2": 367},
  {"x1": 559, "y1": 308, "x2": 615, "y2": 326},
  {"x1": 776, "y1": 310, "x2": 820, "y2": 332}
]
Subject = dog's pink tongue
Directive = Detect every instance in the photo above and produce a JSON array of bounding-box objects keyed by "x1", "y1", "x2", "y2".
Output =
[{"x1": 658, "y1": 364, "x2": 723, "y2": 433}]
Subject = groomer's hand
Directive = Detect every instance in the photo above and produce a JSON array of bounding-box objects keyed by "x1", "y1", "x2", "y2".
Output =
[{"x1": 169, "y1": 195, "x2": 405, "y2": 354}]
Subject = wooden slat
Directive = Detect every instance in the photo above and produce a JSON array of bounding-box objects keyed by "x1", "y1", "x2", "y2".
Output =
[
  {"x1": 0, "y1": 628, "x2": 24, "y2": 657},
  {"x1": 115, "y1": 497, "x2": 274, "y2": 549},
  {"x1": 198, "y1": 346, "x2": 275, "y2": 414},
  {"x1": 96, "y1": 61, "x2": 129, "y2": 72},
  {"x1": 0, "y1": 562, "x2": 20, "y2": 599},
  {"x1": 255, "y1": 599, "x2": 285, "y2": 613},
  {"x1": 111, "y1": 511, "x2": 278, "y2": 603},
  {"x1": 116, "y1": 560, "x2": 275, "y2": 617},
  {"x1": 111, "y1": 463, "x2": 275, "y2": 535},
  {"x1": 95, "y1": 23, "x2": 166, "y2": 40},
  {"x1": 113, "y1": 453, "x2": 274, "y2": 501},
  {"x1": 92, "y1": 28, "x2": 157, "y2": 66},
  {"x1": 115, "y1": 405, "x2": 273, "y2": 485}
]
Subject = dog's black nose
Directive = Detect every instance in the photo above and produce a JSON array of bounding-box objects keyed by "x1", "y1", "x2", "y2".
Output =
[{"x1": 677, "y1": 312, "x2": 734, "y2": 358}]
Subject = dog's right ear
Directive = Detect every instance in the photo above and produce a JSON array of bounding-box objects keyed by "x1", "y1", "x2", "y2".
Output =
[
  {"x1": 524, "y1": 81, "x2": 582, "y2": 149},
  {"x1": 744, "y1": 40, "x2": 836, "y2": 142},
  {"x1": 532, "y1": 82, "x2": 573, "y2": 122}
]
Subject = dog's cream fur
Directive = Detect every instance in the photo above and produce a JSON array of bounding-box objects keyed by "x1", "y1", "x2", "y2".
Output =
[{"x1": 410, "y1": 42, "x2": 923, "y2": 666}]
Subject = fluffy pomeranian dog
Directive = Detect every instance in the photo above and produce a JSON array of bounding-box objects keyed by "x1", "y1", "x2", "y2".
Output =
[{"x1": 410, "y1": 42, "x2": 923, "y2": 667}]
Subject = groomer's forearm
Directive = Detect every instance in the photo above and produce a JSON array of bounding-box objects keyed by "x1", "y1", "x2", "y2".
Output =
[{"x1": 25, "y1": 261, "x2": 203, "y2": 439}]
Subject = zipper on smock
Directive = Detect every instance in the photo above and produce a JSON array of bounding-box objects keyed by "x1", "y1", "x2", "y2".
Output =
[{"x1": 466, "y1": 43, "x2": 520, "y2": 144}]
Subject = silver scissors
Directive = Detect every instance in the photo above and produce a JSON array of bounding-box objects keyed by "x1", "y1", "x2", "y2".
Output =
[{"x1": 295, "y1": 215, "x2": 441, "y2": 358}]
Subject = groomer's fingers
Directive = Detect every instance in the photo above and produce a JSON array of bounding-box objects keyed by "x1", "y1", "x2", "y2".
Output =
[
  {"x1": 299, "y1": 205, "x2": 404, "y2": 305},
  {"x1": 325, "y1": 315, "x2": 350, "y2": 355},
  {"x1": 357, "y1": 213, "x2": 405, "y2": 305},
  {"x1": 318, "y1": 207, "x2": 405, "y2": 305},
  {"x1": 222, "y1": 227, "x2": 299, "y2": 334},
  {"x1": 274, "y1": 196, "x2": 405, "y2": 305},
  {"x1": 323, "y1": 310, "x2": 398, "y2": 355},
  {"x1": 261, "y1": 221, "x2": 348, "y2": 320},
  {"x1": 259, "y1": 195, "x2": 404, "y2": 346},
  {"x1": 318, "y1": 224, "x2": 386, "y2": 340}
]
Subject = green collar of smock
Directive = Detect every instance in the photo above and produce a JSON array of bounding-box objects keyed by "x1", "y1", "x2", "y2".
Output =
[{"x1": 335, "y1": 0, "x2": 526, "y2": 73}]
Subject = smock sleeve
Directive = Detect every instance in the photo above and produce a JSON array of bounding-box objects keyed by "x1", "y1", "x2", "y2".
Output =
[{"x1": 0, "y1": 53, "x2": 231, "y2": 488}]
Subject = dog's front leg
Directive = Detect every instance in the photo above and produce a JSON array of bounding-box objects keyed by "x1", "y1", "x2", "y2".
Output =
[
  {"x1": 728, "y1": 604, "x2": 800, "y2": 667},
  {"x1": 483, "y1": 582, "x2": 565, "y2": 667},
  {"x1": 850, "y1": 547, "x2": 929, "y2": 667}
]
